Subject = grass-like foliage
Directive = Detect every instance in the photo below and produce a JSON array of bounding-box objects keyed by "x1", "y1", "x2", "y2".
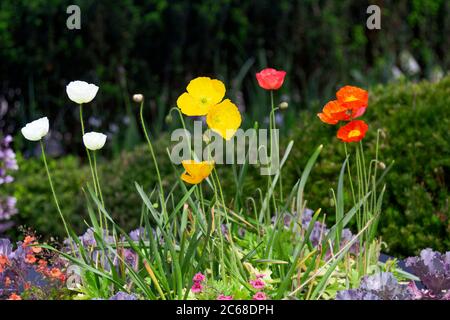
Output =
[{"x1": 10, "y1": 74, "x2": 402, "y2": 300}]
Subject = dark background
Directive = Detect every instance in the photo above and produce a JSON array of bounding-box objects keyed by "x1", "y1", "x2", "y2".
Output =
[{"x1": 1, "y1": 0, "x2": 448, "y2": 154}]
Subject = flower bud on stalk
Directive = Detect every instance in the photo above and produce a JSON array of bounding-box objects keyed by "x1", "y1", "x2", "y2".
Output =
[
  {"x1": 279, "y1": 102, "x2": 289, "y2": 110},
  {"x1": 133, "y1": 94, "x2": 144, "y2": 103}
]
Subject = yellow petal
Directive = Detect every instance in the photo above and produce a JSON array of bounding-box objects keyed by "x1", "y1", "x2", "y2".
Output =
[
  {"x1": 181, "y1": 172, "x2": 203, "y2": 184},
  {"x1": 198, "y1": 161, "x2": 215, "y2": 178},
  {"x1": 187, "y1": 77, "x2": 225, "y2": 105},
  {"x1": 206, "y1": 99, "x2": 242, "y2": 140},
  {"x1": 181, "y1": 160, "x2": 197, "y2": 173},
  {"x1": 181, "y1": 160, "x2": 214, "y2": 184},
  {"x1": 176, "y1": 92, "x2": 209, "y2": 116},
  {"x1": 210, "y1": 79, "x2": 226, "y2": 105}
]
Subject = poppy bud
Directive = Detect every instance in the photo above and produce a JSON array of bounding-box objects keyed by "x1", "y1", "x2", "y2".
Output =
[
  {"x1": 378, "y1": 162, "x2": 386, "y2": 170},
  {"x1": 133, "y1": 94, "x2": 144, "y2": 103},
  {"x1": 279, "y1": 102, "x2": 289, "y2": 110}
]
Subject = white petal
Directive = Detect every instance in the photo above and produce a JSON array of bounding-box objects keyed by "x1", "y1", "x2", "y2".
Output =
[
  {"x1": 83, "y1": 132, "x2": 107, "y2": 151},
  {"x1": 66, "y1": 81, "x2": 99, "y2": 104},
  {"x1": 21, "y1": 117, "x2": 49, "y2": 141}
]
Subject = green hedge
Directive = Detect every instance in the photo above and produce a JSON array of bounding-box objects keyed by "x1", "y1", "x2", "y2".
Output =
[
  {"x1": 282, "y1": 77, "x2": 450, "y2": 257},
  {"x1": 9, "y1": 77, "x2": 450, "y2": 256}
]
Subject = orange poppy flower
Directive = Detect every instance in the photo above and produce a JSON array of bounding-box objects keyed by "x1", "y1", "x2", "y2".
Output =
[
  {"x1": 0, "y1": 255, "x2": 8, "y2": 266},
  {"x1": 337, "y1": 120, "x2": 368, "y2": 143},
  {"x1": 49, "y1": 268, "x2": 62, "y2": 278},
  {"x1": 25, "y1": 254, "x2": 37, "y2": 264},
  {"x1": 181, "y1": 160, "x2": 214, "y2": 185},
  {"x1": 22, "y1": 235, "x2": 35, "y2": 248},
  {"x1": 336, "y1": 86, "x2": 368, "y2": 110},
  {"x1": 317, "y1": 100, "x2": 351, "y2": 125}
]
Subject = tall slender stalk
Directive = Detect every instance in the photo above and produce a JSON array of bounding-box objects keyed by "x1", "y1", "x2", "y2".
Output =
[
  {"x1": 93, "y1": 151, "x2": 107, "y2": 229},
  {"x1": 79, "y1": 104, "x2": 99, "y2": 198},
  {"x1": 40, "y1": 141, "x2": 71, "y2": 239},
  {"x1": 139, "y1": 101, "x2": 167, "y2": 213}
]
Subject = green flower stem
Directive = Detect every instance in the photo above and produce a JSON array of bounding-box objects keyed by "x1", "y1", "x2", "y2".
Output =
[
  {"x1": 269, "y1": 91, "x2": 283, "y2": 202},
  {"x1": 93, "y1": 151, "x2": 107, "y2": 230},
  {"x1": 344, "y1": 144, "x2": 358, "y2": 227},
  {"x1": 40, "y1": 140, "x2": 71, "y2": 240},
  {"x1": 79, "y1": 104, "x2": 103, "y2": 229},
  {"x1": 139, "y1": 100, "x2": 167, "y2": 216}
]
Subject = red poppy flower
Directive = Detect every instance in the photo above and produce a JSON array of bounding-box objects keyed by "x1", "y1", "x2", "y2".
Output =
[
  {"x1": 256, "y1": 68, "x2": 286, "y2": 90},
  {"x1": 317, "y1": 100, "x2": 350, "y2": 125},
  {"x1": 337, "y1": 120, "x2": 368, "y2": 143},
  {"x1": 336, "y1": 86, "x2": 368, "y2": 110}
]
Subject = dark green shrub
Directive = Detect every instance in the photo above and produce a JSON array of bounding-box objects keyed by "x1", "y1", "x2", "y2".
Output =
[
  {"x1": 9, "y1": 153, "x2": 88, "y2": 239},
  {"x1": 281, "y1": 77, "x2": 450, "y2": 257}
]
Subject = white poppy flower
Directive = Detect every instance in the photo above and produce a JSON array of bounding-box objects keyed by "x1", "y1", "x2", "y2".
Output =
[
  {"x1": 21, "y1": 117, "x2": 49, "y2": 141},
  {"x1": 83, "y1": 132, "x2": 107, "y2": 151},
  {"x1": 66, "y1": 81, "x2": 99, "y2": 104}
]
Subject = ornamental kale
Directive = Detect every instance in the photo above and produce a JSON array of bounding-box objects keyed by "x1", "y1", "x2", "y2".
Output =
[
  {"x1": 405, "y1": 248, "x2": 450, "y2": 299},
  {"x1": 336, "y1": 272, "x2": 414, "y2": 300},
  {"x1": 336, "y1": 249, "x2": 450, "y2": 300}
]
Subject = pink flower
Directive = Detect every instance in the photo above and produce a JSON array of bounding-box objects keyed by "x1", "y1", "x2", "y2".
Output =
[
  {"x1": 249, "y1": 278, "x2": 266, "y2": 290},
  {"x1": 192, "y1": 272, "x2": 206, "y2": 283},
  {"x1": 191, "y1": 282, "x2": 203, "y2": 294},
  {"x1": 256, "y1": 68, "x2": 286, "y2": 90},
  {"x1": 255, "y1": 273, "x2": 266, "y2": 279},
  {"x1": 217, "y1": 294, "x2": 233, "y2": 300},
  {"x1": 252, "y1": 292, "x2": 267, "y2": 300}
]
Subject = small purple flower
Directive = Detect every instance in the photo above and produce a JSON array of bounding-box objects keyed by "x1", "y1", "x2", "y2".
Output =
[
  {"x1": 0, "y1": 136, "x2": 18, "y2": 233},
  {"x1": 109, "y1": 292, "x2": 138, "y2": 300}
]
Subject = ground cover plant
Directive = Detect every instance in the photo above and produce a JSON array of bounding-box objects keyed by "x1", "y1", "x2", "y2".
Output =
[{"x1": 3, "y1": 65, "x2": 447, "y2": 301}]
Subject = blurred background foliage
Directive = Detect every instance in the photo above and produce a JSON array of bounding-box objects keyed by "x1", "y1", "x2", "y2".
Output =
[
  {"x1": 0, "y1": 0, "x2": 448, "y2": 256},
  {"x1": 1, "y1": 0, "x2": 448, "y2": 154}
]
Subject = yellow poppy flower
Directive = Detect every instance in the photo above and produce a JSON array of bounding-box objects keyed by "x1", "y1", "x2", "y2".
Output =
[
  {"x1": 176, "y1": 77, "x2": 226, "y2": 116},
  {"x1": 206, "y1": 99, "x2": 242, "y2": 140},
  {"x1": 181, "y1": 160, "x2": 215, "y2": 184}
]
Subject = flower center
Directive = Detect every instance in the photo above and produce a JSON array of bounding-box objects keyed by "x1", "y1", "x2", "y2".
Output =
[
  {"x1": 348, "y1": 129, "x2": 361, "y2": 138},
  {"x1": 344, "y1": 95, "x2": 358, "y2": 102},
  {"x1": 200, "y1": 97, "x2": 208, "y2": 104}
]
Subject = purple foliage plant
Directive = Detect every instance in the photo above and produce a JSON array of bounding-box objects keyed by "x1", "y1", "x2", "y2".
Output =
[{"x1": 0, "y1": 135, "x2": 18, "y2": 233}]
